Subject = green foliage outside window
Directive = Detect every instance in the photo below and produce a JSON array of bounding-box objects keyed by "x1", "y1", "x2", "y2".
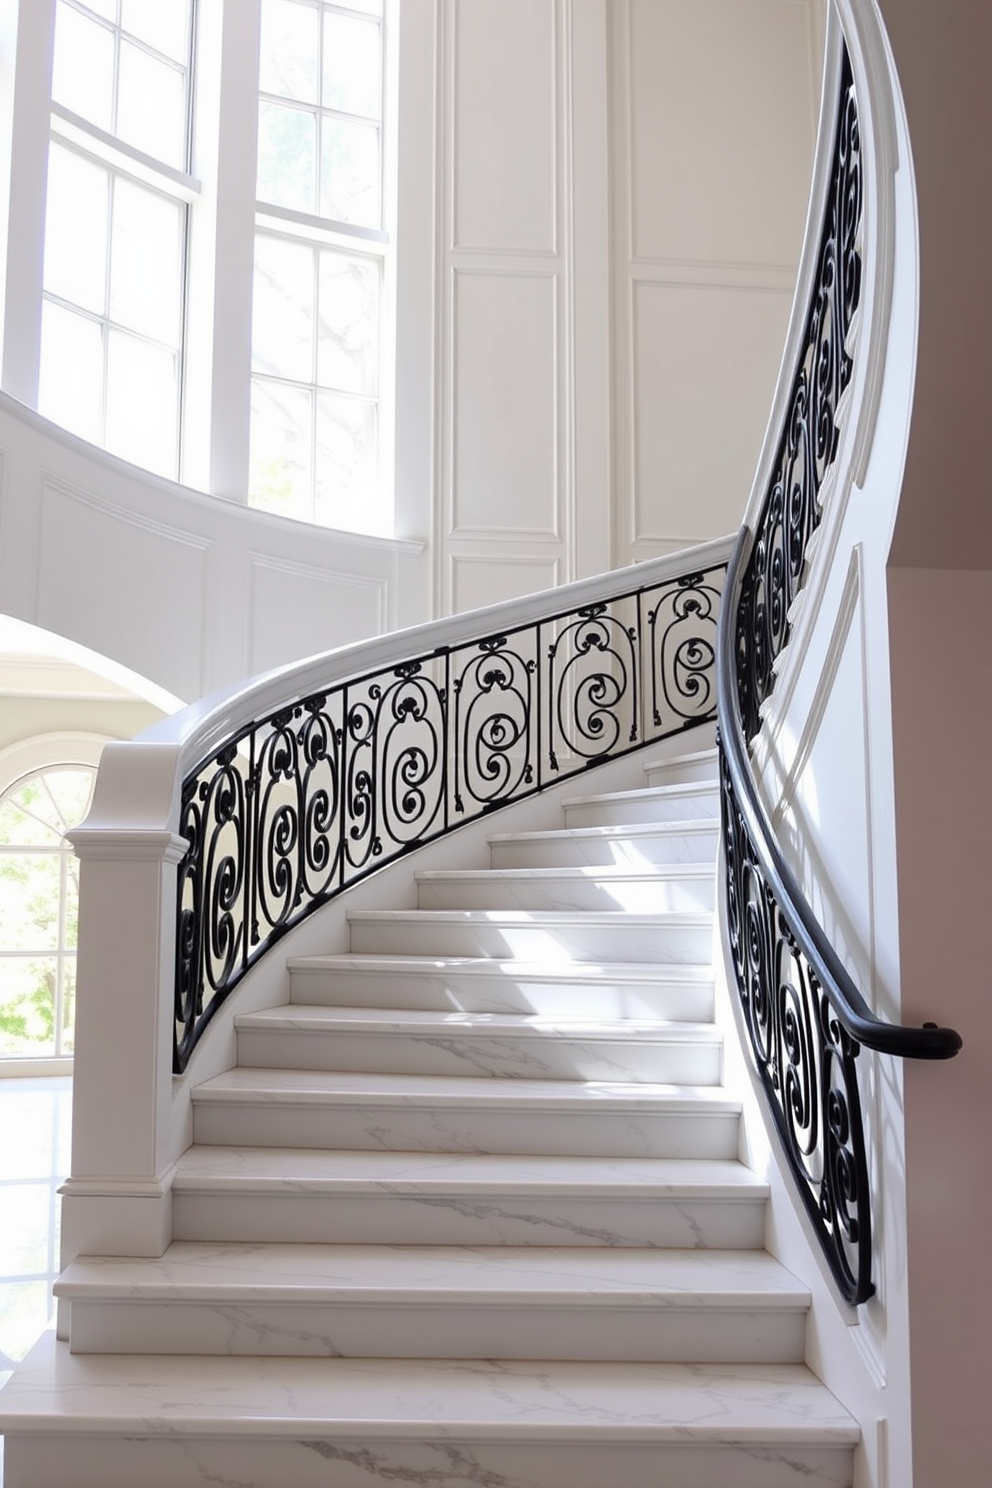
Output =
[{"x1": 0, "y1": 767, "x2": 94, "y2": 1058}]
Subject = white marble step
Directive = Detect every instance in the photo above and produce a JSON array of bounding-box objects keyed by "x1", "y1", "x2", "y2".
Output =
[
  {"x1": 563, "y1": 780, "x2": 720, "y2": 828},
  {"x1": 415, "y1": 863, "x2": 716, "y2": 913},
  {"x1": 346, "y1": 908, "x2": 714, "y2": 963},
  {"x1": 191, "y1": 1068, "x2": 742, "y2": 1157},
  {"x1": 288, "y1": 955, "x2": 715, "y2": 1020},
  {"x1": 488, "y1": 818, "x2": 720, "y2": 869},
  {"x1": 172, "y1": 1148, "x2": 769, "y2": 1248},
  {"x1": 1, "y1": 1333, "x2": 859, "y2": 1488},
  {"x1": 234, "y1": 1005, "x2": 723, "y2": 1084},
  {"x1": 643, "y1": 748, "x2": 720, "y2": 787},
  {"x1": 59, "y1": 1244, "x2": 808, "y2": 1363}
]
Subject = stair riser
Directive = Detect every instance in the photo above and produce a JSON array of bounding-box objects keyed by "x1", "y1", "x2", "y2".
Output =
[
  {"x1": 5, "y1": 1435, "x2": 855, "y2": 1488},
  {"x1": 563, "y1": 791, "x2": 719, "y2": 828},
  {"x1": 489, "y1": 827, "x2": 719, "y2": 868},
  {"x1": 346, "y1": 917, "x2": 713, "y2": 964},
  {"x1": 67, "y1": 1299, "x2": 806, "y2": 1363},
  {"x1": 644, "y1": 754, "x2": 719, "y2": 787},
  {"x1": 415, "y1": 874, "x2": 715, "y2": 914},
  {"x1": 235, "y1": 1029, "x2": 722, "y2": 1084},
  {"x1": 289, "y1": 967, "x2": 714, "y2": 1020},
  {"x1": 192, "y1": 1102, "x2": 741, "y2": 1159},
  {"x1": 172, "y1": 1192, "x2": 767, "y2": 1249}
]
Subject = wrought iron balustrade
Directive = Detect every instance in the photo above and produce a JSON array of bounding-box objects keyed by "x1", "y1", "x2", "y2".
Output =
[
  {"x1": 175, "y1": 562, "x2": 727, "y2": 1073},
  {"x1": 717, "y1": 43, "x2": 961, "y2": 1307}
]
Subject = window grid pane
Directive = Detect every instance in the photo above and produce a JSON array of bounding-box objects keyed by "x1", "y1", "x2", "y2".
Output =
[
  {"x1": 253, "y1": 0, "x2": 386, "y2": 530},
  {"x1": 0, "y1": 767, "x2": 95, "y2": 1061},
  {"x1": 43, "y1": 1, "x2": 192, "y2": 479},
  {"x1": 52, "y1": 0, "x2": 192, "y2": 171}
]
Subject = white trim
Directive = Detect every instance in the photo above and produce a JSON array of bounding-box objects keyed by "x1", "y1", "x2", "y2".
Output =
[
  {"x1": 50, "y1": 104, "x2": 201, "y2": 199},
  {"x1": 0, "y1": 729, "x2": 109, "y2": 795}
]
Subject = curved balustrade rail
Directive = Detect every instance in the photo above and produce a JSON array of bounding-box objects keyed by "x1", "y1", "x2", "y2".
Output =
[
  {"x1": 716, "y1": 41, "x2": 960, "y2": 1307},
  {"x1": 176, "y1": 561, "x2": 727, "y2": 1072}
]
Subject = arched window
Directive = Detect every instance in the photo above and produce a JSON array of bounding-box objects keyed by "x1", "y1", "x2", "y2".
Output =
[{"x1": 0, "y1": 765, "x2": 97, "y2": 1062}]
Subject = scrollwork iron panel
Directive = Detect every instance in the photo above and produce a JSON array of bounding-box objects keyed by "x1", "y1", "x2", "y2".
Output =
[
  {"x1": 735, "y1": 51, "x2": 862, "y2": 745},
  {"x1": 174, "y1": 562, "x2": 727, "y2": 1071},
  {"x1": 720, "y1": 752, "x2": 872, "y2": 1304}
]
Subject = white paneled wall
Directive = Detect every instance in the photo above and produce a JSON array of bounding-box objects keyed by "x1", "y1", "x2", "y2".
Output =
[
  {"x1": 438, "y1": 0, "x2": 574, "y2": 614},
  {"x1": 433, "y1": 0, "x2": 824, "y2": 608},
  {"x1": 0, "y1": 0, "x2": 824, "y2": 693},
  {"x1": 0, "y1": 397, "x2": 420, "y2": 704},
  {"x1": 610, "y1": 0, "x2": 824, "y2": 561}
]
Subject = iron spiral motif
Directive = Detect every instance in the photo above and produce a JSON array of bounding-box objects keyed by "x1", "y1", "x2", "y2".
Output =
[
  {"x1": 736, "y1": 50, "x2": 862, "y2": 744},
  {"x1": 175, "y1": 563, "x2": 726, "y2": 1071},
  {"x1": 720, "y1": 753, "x2": 871, "y2": 1302},
  {"x1": 719, "y1": 48, "x2": 874, "y2": 1304}
]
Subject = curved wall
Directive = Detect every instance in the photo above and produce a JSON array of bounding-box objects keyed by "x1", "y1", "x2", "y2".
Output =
[
  {"x1": 0, "y1": 0, "x2": 825, "y2": 703},
  {"x1": 0, "y1": 393, "x2": 424, "y2": 704}
]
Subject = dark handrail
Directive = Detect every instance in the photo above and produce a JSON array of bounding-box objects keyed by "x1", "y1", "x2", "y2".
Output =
[
  {"x1": 714, "y1": 36, "x2": 960, "y2": 1306},
  {"x1": 718, "y1": 531, "x2": 961, "y2": 1061}
]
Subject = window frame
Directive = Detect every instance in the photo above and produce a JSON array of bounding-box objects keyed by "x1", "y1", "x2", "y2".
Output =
[
  {"x1": 39, "y1": 0, "x2": 198, "y2": 480},
  {"x1": 0, "y1": 0, "x2": 407, "y2": 538},
  {"x1": 0, "y1": 733, "x2": 108, "y2": 1077},
  {"x1": 249, "y1": 0, "x2": 393, "y2": 535}
]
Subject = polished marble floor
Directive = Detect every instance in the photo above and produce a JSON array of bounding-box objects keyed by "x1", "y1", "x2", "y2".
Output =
[{"x1": 0, "y1": 1076, "x2": 72, "y2": 1487}]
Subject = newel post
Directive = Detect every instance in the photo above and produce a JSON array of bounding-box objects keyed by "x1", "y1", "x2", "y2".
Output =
[{"x1": 60, "y1": 742, "x2": 187, "y2": 1271}]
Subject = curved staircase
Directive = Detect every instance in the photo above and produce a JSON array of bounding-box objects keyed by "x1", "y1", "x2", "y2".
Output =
[{"x1": 2, "y1": 746, "x2": 858, "y2": 1487}]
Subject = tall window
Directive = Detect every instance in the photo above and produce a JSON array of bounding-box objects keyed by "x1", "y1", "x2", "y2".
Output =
[
  {"x1": 0, "y1": 766, "x2": 96, "y2": 1061},
  {"x1": 250, "y1": 0, "x2": 388, "y2": 532},
  {"x1": 38, "y1": 0, "x2": 194, "y2": 478}
]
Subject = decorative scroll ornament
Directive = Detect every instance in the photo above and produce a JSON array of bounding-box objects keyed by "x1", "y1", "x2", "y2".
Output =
[
  {"x1": 720, "y1": 754, "x2": 871, "y2": 1302},
  {"x1": 735, "y1": 51, "x2": 862, "y2": 745},
  {"x1": 719, "y1": 47, "x2": 874, "y2": 1305},
  {"x1": 175, "y1": 563, "x2": 726, "y2": 1072}
]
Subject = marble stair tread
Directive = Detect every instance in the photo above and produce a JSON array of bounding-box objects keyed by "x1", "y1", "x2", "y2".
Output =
[
  {"x1": 233, "y1": 1003, "x2": 723, "y2": 1081},
  {"x1": 194, "y1": 1066, "x2": 740, "y2": 1111},
  {"x1": 561, "y1": 782, "x2": 720, "y2": 828},
  {"x1": 345, "y1": 908, "x2": 715, "y2": 963},
  {"x1": 235, "y1": 1005, "x2": 722, "y2": 1042},
  {"x1": 413, "y1": 864, "x2": 715, "y2": 913},
  {"x1": 289, "y1": 953, "x2": 714, "y2": 982},
  {"x1": 643, "y1": 748, "x2": 720, "y2": 785},
  {"x1": 1, "y1": 1332, "x2": 859, "y2": 1444},
  {"x1": 417, "y1": 864, "x2": 718, "y2": 882},
  {"x1": 173, "y1": 1146, "x2": 766, "y2": 1197},
  {"x1": 487, "y1": 821, "x2": 720, "y2": 869},
  {"x1": 563, "y1": 781, "x2": 720, "y2": 809},
  {"x1": 191, "y1": 1069, "x2": 743, "y2": 1160},
  {"x1": 347, "y1": 909, "x2": 714, "y2": 928},
  {"x1": 59, "y1": 1242, "x2": 807, "y2": 1305}
]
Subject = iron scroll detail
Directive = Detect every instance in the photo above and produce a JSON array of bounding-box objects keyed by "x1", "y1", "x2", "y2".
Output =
[
  {"x1": 717, "y1": 46, "x2": 961, "y2": 1308},
  {"x1": 175, "y1": 564, "x2": 726, "y2": 1073}
]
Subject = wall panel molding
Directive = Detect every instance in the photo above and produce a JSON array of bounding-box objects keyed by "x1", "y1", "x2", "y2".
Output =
[
  {"x1": 450, "y1": 0, "x2": 558, "y2": 255},
  {"x1": 247, "y1": 553, "x2": 387, "y2": 676},
  {"x1": 37, "y1": 474, "x2": 212, "y2": 699},
  {"x1": 449, "y1": 551, "x2": 560, "y2": 614},
  {"x1": 449, "y1": 267, "x2": 561, "y2": 542}
]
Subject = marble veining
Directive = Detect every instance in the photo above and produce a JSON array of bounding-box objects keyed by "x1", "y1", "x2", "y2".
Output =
[{"x1": 0, "y1": 749, "x2": 858, "y2": 1488}]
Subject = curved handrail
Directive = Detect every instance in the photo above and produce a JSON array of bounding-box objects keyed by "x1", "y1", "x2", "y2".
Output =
[
  {"x1": 718, "y1": 532, "x2": 961, "y2": 1061},
  {"x1": 714, "y1": 14, "x2": 960, "y2": 1306},
  {"x1": 165, "y1": 538, "x2": 733, "y2": 1072}
]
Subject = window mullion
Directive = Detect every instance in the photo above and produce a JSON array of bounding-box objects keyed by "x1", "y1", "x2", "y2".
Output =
[{"x1": 55, "y1": 847, "x2": 68, "y2": 1057}]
